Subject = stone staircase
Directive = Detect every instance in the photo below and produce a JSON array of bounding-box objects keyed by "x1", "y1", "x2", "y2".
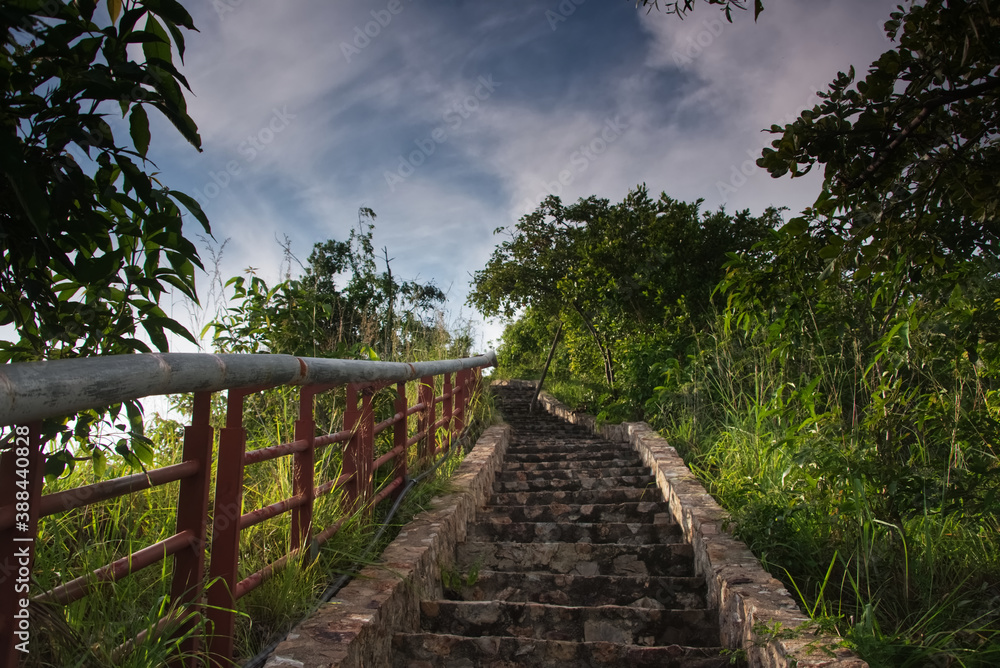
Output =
[{"x1": 392, "y1": 384, "x2": 741, "y2": 667}]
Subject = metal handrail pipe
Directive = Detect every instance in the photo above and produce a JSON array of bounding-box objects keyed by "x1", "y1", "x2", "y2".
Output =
[
  {"x1": 313, "y1": 517, "x2": 347, "y2": 547},
  {"x1": 373, "y1": 411, "x2": 404, "y2": 437},
  {"x1": 238, "y1": 493, "x2": 308, "y2": 531},
  {"x1": 0, "y1": 460, "x2": 200, "y2": 531},
  {"x1": 371, "y1": 477, "x2": 404, "y2": 506},
  {"x1": 243, "y1": 438, "x2": 310, "y2": 465},
  {"x1": 404, "y1": 431, "x2": 425, "y2": 449},
  {"x1": 373, "y1": 444, "x2": 405, "y2": 470},
  {"x1": 235, "y1": 547, "x2": 300, "y2": 600},
  {"x1": 37, "y1": 530, "x2": 196, "y2": 605},
  {"x1": 314, "y1": 472, "x2": 353, "y2": 498},
  {"x1": 314, "y1": 429, "x2": 352, "y2": 450},
  {"x1": 0, "y1": 351, "x2": 496, "y2": 426}
]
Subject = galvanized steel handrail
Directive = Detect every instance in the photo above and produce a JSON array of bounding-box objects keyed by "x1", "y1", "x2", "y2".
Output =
[
  {"x1": 0, "y1": 350, "x2": 494, "y2": 667},
  {"x1": 0, "y1": 351, "x2": 497, "y2": 426}
]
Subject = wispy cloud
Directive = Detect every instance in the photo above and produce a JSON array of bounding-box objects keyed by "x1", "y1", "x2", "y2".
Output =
[{"x1": 145, "y1": 0, "x2": 902, "y2": 349}]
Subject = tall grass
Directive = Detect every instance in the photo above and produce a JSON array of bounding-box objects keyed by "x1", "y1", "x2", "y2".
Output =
[{"x1": 635, "y1": 320, "x2": 1000, "y2": 668}]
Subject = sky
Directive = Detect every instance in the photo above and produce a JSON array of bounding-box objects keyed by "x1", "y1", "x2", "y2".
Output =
[{"x1": 146, "y1": 0, "x2": 902, "y2": 353}]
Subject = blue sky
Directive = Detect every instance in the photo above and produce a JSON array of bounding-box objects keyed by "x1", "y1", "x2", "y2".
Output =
[{"x1": 147, "y1": 0, "x2": 900, "y2": 351}]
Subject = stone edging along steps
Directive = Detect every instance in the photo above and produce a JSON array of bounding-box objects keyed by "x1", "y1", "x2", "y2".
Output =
[
  {"x1": 264, "y1": 380, "x2": 868, "y2": 668},
  {"x1": 529, "y1": 383, "x2": 868, "y2": 668}
]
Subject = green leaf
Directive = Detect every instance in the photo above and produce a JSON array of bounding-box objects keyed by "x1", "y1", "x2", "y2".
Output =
[
  {"x1": 129, "y1": 104, "x2": 150, "y2": 158},
  {"x1": 142, "y1": 15, "x2": 172, "y2": 64},
  {"x1": 754, "y1": 0, "x2": 764, "y2": 21},
  {"x1": 781, "y1": 217, "x2": 808, "y2": 236},
  {"x1": 131, "y1": 439, "x2": 155, "y2": 467},
  {"x1": 116, "y1": 155, "x2": 153, "y2": 200},
  {"x1": 167, "y1": 190, "x2": 211, "y2": 233},
  {"x1": 151, "y1": 100, "x2": 202, "y2": 150},
  {"x1": 0, "y1": 131, "x2": 52, "y2": 234},
  {"x1": 143, "y1": 0, "x2": 197, "y2": 29},
  {"x1": 92, "y1": 449, "x2": 107, "y2": 477},
  {"x1": 107, "y1": 0, "x2": 122, "y2": 23}
]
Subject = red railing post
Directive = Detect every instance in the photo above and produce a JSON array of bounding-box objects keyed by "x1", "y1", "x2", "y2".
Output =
[
  {"x1": 0, "y1": 421, "x2": 42, "y2": 668},
  {"x1": 418, "y1": 376, "x2": 435, "y2": 463},
  {"x1": 391, "y1": 382, "x2": 407, "y2": 500},
  {"x1": 442, "y1": 372, "x2": 453, "y2": 451},
  {"x1": 292, "y1": 387, "x2": 317, "y2": 553},
  {"x1": 343, "y1": 384, "x2": 373, "y2": 515},
  {"x1": 169, "y1": 392, "x2": 214, "y2": 666},
  {"x1": 207, "y1": 389, "x2": 250, "y2": 667},
  {"x1": 453, "y1": 369, "x2": 468, "y2": 437}
]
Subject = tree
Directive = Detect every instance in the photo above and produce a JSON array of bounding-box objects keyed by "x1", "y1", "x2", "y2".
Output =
[
  {"x1": 758, "y1": 0, "x2": 1000, "y2": 280},
  {"x1": 1, "y1": 0, "x2": 208, "y2": 477},
  {"x1": 1, "y1": 0, "x2": 209, "y2": 364},
  {"x1": 469, "y1": 185, "x2": 777, "y2": 388},
  {"x1": 205, "y1": 209, "x2": 447, "y2": 360}
]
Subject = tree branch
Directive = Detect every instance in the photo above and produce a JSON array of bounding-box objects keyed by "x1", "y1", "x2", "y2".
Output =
[{"x1": 846, "y1": 76, "x2": 1000, "y2": 190}]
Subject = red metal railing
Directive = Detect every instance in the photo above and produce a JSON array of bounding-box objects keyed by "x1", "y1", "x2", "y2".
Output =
[{"x1": 0, "y1": 352, "x2": 493, "y2": 667}]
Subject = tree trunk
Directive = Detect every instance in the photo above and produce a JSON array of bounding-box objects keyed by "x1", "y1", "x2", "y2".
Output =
[
  {"x1": 531, "y1": 321, "x2": 563, "y2": 412},
  {"x1": 572, "y1": 302, "x2": 614, "y2": 389}
]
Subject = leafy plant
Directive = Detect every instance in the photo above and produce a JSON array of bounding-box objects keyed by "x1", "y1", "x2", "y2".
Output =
[{"x1": 1, "y1": 0, "x2": 209, "y2": 474}]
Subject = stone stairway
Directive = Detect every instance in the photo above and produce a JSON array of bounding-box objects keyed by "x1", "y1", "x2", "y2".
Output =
[{"x1": 392, "y1": 384, "x2": 740, "y2": 667}]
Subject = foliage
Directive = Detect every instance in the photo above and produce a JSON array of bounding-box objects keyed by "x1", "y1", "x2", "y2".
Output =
[
  {"x1": 1, "y1": 0, "x2": 209, "y2": 362},
  {"x1": 479, "y1": 1, "x2": 1000, "y2": 665},
  {"x1": 1, "y1": 0, "x2": 209, "y2": 477},
  {"x1": 470, "y1": 185, "x2": 777, "y2": 390},
  {"x1": 635, "y1": 0, "x2": 764, "y2": 22},
  {"x1": 204, "y1": 208, "x2": 450, "y2": 361},
  {"x1": 758, "y1": 0, "x2": 1000, "y2": 284}
]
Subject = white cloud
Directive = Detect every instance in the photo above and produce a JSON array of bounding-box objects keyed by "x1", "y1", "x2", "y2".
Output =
[{"x1": 146, "y1": 0, "x2": 906, "y2": 355}]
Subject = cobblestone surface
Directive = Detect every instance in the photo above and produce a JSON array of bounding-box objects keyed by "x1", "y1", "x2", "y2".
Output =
[{"x1": 392, "y1": 383, "x2": 737, "y2": 667}]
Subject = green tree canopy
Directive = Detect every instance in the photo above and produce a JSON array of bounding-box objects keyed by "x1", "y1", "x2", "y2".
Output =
[
  {"x1": 1, "y1": 0, "x2": 209, "y2": 477},
  {"x1": 206, "y1": 209, "x2": 448, "y2": 360},
  {"x1": 758, "y1": 0, "x2": 1000, "y2": 279},
  {"x1": 469, "y1": 185, "x2": 779, "y2": 386},
  {"x1": 1, "y1": 0, "x2": 209, "y2": 363}
]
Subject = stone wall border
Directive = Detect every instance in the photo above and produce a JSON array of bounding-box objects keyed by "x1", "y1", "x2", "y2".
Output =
[
  {"x1": 534, "y1": 386, "x2": 868, "y2": 668},
  {"x1": 263, "y1": 418, "x2": 511, "y2": 668}
]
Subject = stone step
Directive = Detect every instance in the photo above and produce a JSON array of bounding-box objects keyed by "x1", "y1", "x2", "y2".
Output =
[
  {"x1": 509, "y1": 438, "x2": 615, "y2": 448},
  {"x1": 450, "y1": 571, "x2": 708, "y2": 609},
  {"x1": 455, "y1": 541, "x2": 696, "y2": 577},
  {"x1": 417, "y1": 600, "x2": 721, "y2": 647},
  {"x1": 490, "y1": 487, "x2": 658, "y2": 507},
  {"x1": 478, "y1": 501, "x2": 671, "y2": 524},
  {"x1": 468, "y1": 520, "x2": 683, "y2": 545},
  {"x1": 503, "y1": 458, "x2": 644, "y2": 473},
  {"x1": 498, "y1": 466, "x2": 649, "y2": 483},
  {"x1": 507, "y1": 439, "x2": 635, "y2": 461},
  {"x1": 390, "y1": 385, "x2": 735, "y2": 668},
  {"x1": 391, "y1": 633, "x2": 736, "y2": 667},
  {"x1": 494, "y1": 475, "x2": 657, "y2": 493}
]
